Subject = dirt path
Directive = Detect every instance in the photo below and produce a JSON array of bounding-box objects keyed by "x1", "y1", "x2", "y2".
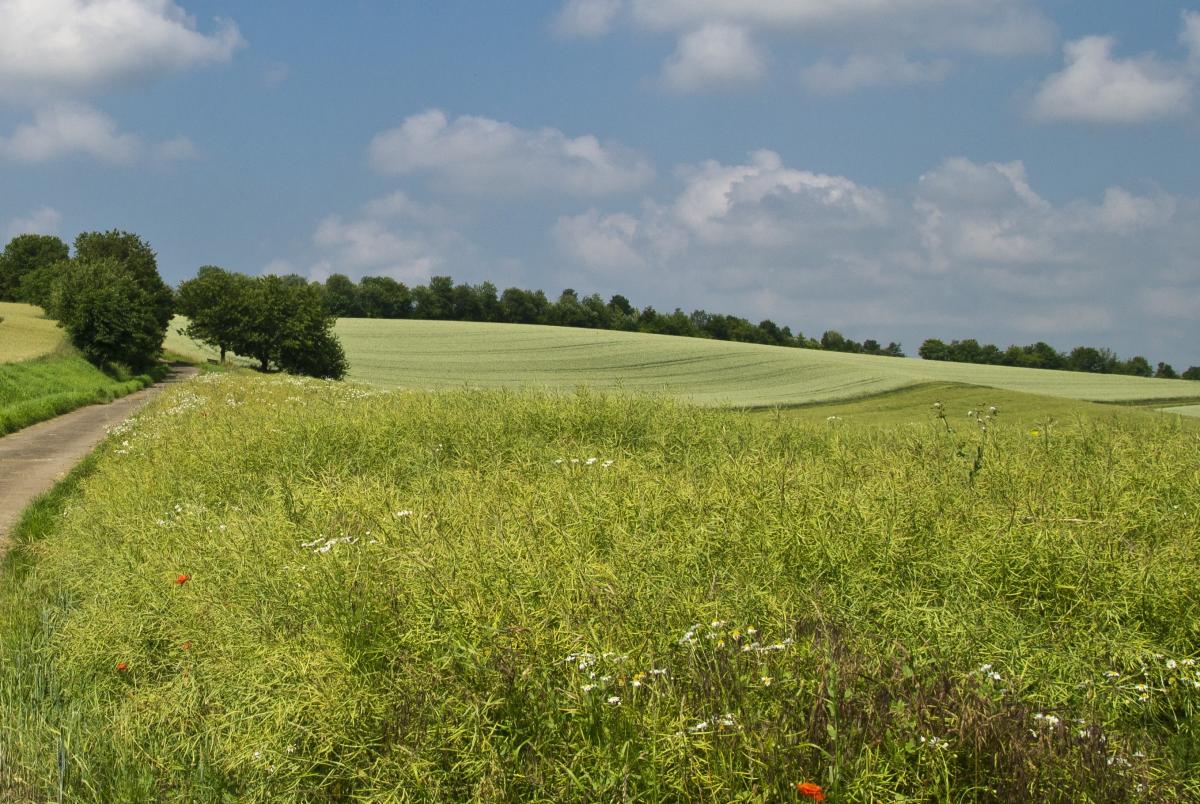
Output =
[{"x1": 0, "y1": 366, "x2": 198, "y2": 555}]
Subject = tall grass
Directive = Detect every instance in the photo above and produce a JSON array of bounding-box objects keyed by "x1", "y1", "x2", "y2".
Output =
[
  {"x1": 0, "y1": 355, "x2": 157, "y2": 437},
  {"x1": 1, "y1": 374, "x2": 1198, "y2": 800}
]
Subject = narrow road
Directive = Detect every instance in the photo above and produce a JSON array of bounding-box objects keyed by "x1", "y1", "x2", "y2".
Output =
[{"x1": 0, "y1": 366, "x2": 198, "y2": 556}]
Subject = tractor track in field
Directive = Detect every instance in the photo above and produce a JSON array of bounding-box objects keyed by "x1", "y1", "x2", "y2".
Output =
[{"x1": 0, "y1": 365, "x2": 197, "y2": 559}]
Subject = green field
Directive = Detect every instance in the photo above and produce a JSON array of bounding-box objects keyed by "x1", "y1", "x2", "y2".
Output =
[
  {"x1": 1, "y1": 373, "x2": 1197, "y2": 800},
  {"x1": 166, "y1": 318, "x2": 1200, "y2": 410},
  {"x1": 0, "y1": 302, "x2": 68, "y2": 363}
]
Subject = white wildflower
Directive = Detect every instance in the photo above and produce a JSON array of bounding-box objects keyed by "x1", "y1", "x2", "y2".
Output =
[{"x1": 607, "y1": 696, "x2": 621, "y2": 706}]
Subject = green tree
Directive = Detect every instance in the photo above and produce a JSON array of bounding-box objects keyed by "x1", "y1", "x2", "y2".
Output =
[
  {"x1": 229, "y1": 275, "x2": 347, "y2": 379},
  {"x1": 358, "y1": 276, "x2": 411, "y2": 318},
  {"x1": 74, "y1": 231, "x2": 174, "y2": 330},
  {"x1": 0, "y1": 234, "x2": 69, "y2": 302},
  {"x1": 1182, "y1": 366, "x2": 1200, "y2": 381},
  {"x1": 176, "y1": 267, "x2": 256, "y2": 363},
  {"x1": 1155, "y1": 362, "x2": 1178, "y2": 379},
  {"x1": 323, "y1": 274, "x2": 362, "y2": 317},
  {"x1": 55, "y1": 258, "x2": 165, "y2": 370},
  {"x1": 17, "y1": 260, "x2": 74, "y2": 310}
]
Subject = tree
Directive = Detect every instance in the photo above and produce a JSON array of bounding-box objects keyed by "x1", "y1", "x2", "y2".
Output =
[
  {"x1": 1182, "y1": 366, "x2": 1200, "y2": 381},
  {"x1": 74, "y1": 231, "x2": 174, "y2": 330},
  {"x1": 17, "y1": 260, "x2": 73, "y2": 310},
  {"x1": 227, "y1": 275, "x2": 347, "y2": 379},
  {"x1": 919, "y1": 339, "x2": 950, "y2": 361},
  {"x1": 324, "y1": 274, "x2": 362, "y2": 317},
  {"x1": 1155, "y1": 362, "x2": 1178, "y2": 379},
  {"x1": 358, "y1": 276, "x2": 411, "y2": 319},
  {"x1": 1116, "y1": 355, "x2": 1152, "y2": 377},
  {"x1": 55, "y1": 258, "x2": 165, "y2": 370},
  {"x1": 0, "y1": 234, "x2": 69, "y2": 302},
  {"x1": 176, "y1": 267, "x2": 255, "y2": 363}
]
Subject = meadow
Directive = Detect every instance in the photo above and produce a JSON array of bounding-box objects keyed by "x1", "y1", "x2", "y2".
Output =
[
  {"x1": 0, "y1": 304, "x2": 159, "y2": 436},
  {"x1": 170, "y1": 318, "x2": 1200, "y2": 411},
  {"x1": 1, "y1": 373, "x2": 1197, "y2": 801}
]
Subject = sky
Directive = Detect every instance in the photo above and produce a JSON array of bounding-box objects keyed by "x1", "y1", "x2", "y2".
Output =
[{"x1": 1, "y1": 1, "x2": 1198, "y2": 367}]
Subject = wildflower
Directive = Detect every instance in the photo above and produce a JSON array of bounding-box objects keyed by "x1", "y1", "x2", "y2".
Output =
[
  {"x1": 175, "y1": 573, "x2": 191, "y2": 586},
  {"x1": 581, "y1": 684, "x2": 597, "y2": 693},
  {"x1": 761, "y1": 676, "x2": 773, "y2": 686},
  {"x1": 1134, "y1": 683, "x2": 1149, "y2": 693},
  {"x1": 1167, "y1": 659, "x2": 1178, "y2": 670},
  {"x1": 607, "y1": 696, "x2": 621, "y2": 706},
  {"x1": 1029, "y1": 429, "x2": 1041, "y2": 437},
  {"x1": 116, "y1": 661, "x2": 129, "y2": 672},
  {"x1": 796, "y1": 781, "x2": 826, "y2": 801},
  {"x1": 718, "y1": 713, "x2": 736, "y2": 728},
  {"x1": 1104, "y1": 670, "x2": 1120, "y2": 679},
  {"x1": 650, "y1": 668, "x2": 667, "y2": 676},
  {"x1": 688, "y1": 720, "x2": 709, "y2": 733},
  {"x1": 394, "y1": 510, "x2": 413, "y2": 518}
]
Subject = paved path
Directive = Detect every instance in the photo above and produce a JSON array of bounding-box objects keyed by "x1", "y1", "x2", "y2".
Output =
[{"x1": 0, "y1": 366, "x2": 197, "y2": 556}]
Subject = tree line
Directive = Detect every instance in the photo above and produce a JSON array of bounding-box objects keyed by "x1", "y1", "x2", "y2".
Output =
[
  {"x1": 3, "y1": 230, "x2": 1195, "y2": 381},
  {"x1": 319, "y1": 272, "x2": 906, "y2": 356},
  {"x1": 918, "y1": 338, "x2": 1198, "y2": 380},
  {"x1": 0, "y1": 234, "x2": 346, "y2": 379}
]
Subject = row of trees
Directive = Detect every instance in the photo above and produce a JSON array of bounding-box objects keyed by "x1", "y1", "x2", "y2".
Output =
[
  {"x1": 0, "y1": 234, "x2": 346, "y2": 380},
  {"x1": 0, "y1": 231, "x2": 173, "y2": 370},
  {"x1": 176, "y1": 267, "x2": 346, "y2": 379},
  {"x1": 919, "y1": 338, "x2": 1199, "y2": 380},
  {"x1": 320, "y1": 273, "x2": 905, "y2": 356}
]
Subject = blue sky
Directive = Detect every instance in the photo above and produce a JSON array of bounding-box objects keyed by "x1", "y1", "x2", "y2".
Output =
[{"x1": 1, "y1": 1, "x2": 1198, "y2": 366}]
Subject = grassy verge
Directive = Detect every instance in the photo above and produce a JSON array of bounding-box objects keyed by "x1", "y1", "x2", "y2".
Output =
[
  {"x1": 0, "y1": 355, "x2": 167, "y2": 437},
  {"x1": 1, "y1": 375, "x2": 1198, "y2": 800}
]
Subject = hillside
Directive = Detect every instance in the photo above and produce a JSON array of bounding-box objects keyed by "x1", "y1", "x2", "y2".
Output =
[
  {"x1": 336, "y1": 319, "x2": 1200, "y2": 407},
  {"x1": 0, "y1": 303, "x2": 67, "y2": 363}
]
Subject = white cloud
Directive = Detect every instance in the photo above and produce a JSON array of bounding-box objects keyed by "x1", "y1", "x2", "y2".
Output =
[
  {"x1": 801, "y1": 53, "x2": 952, "y2": 94},
  {"x1": 552, "y1": 0, "x2": 622, "y2": 38},
  {"x1": 660, "y1": 23, "x2": 766, "y2": 91},
  {"x1": 310, "y1": 193, "x2": 473, "y2": 284},
  {"x1": 368, "y1": 109, "x2": 654, "y2": 197},
  {"x1": 0, "y1": 0, "x2": 244, "y2": 101},
  {"x1": 550, "y1": 152, "x2": 1197, "y2": 361},
  {"x1": 3, "y1": 206, "x2": 62, "y2": 239},
  {"x1": 551, "y1": 0, "x2": 1053, "y2": 92},
  {"x1": 672, "y1": 149, "x2": 888, "y2": 246},
  {"x1": 0, "y1": 104, "x2": 196, "y2": 165},
  {"x1": 553, "y1": 210, "x2": 646, "y2": 270},
  {"x1": 1031, "y1": 35, "x2": 1192, "y2": 123}
]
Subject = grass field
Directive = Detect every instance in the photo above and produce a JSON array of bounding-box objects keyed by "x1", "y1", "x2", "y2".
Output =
[
  {"x1": 165, "y1": 318, "x2": 1200, "y2": 410},
  {"x1": 1, "y1": 373, "x2": 1197, "y2": 800},
  {"x1": 337, "y1": 319, "x2": 1200, "y2": 408},
  {"x1": 0, "y1": 302, "x2": 68, "y2": 364},
  {"x1": 0, "y1": 356, "x2": 156, "y2": 437}
]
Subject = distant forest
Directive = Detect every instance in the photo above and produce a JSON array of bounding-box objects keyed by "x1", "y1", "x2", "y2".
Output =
[{"x1": 316, "y1": 272, "x2": 1198, "y2": 379}]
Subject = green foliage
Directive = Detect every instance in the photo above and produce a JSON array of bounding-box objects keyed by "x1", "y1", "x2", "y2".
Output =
[
  {"x1": 15, "y1": 259, "x2": 72, "y2": 310},
  {"x1": 73, "y1": 230, "x2": 174, "y2": 331},
  {"x1": 1184, "y1": 367, "x2": 1200, "y2": 381},
  {"x1": 55, "y1": 258, "x2": 165, "y2": 371},
  {"x1": 175, "y1": 266, "x2": 256, "y2": 363},
  {"x1": 0, "y1": 234, "x2": 69, "y2": 302},
  {"x1": 0, "y1": 354, "x2": 152, "y2": 436},
  {"x1": 1, "y1": 376, "x2": 1198, "y2": 799}
]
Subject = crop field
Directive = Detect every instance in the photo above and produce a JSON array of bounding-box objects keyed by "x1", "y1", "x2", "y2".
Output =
[
  {"x1": 0, "y1": 302, "x2": 67, "y2": 364},
  {"x1": 1, "y1": 373, "x2": 1197, "y2": 800},
  {"x1": 165, "y1": 318, "x2": 1200, "y2": 410},
  {"x1": 334, "y1": 319, "x2": 1200, "y2": 408}
]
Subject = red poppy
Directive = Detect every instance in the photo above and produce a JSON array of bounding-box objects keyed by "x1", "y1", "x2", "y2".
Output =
[
  {"x1": 175, "y1": 574, "x2": 191, "y2": 586},
  {"x1": 796, "y1": 782, "x2": 825, "y2": 801},
  {"x1": 116, "y1": 662, "x2": 129, "y2": 672}
]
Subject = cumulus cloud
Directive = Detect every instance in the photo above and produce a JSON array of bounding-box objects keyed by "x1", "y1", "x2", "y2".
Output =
[
  {"x1": 0, "y1": 104, "x2": 196, "y2": 165},
  {"x1": 310, "y1": 191, "x2": 473, "y2": 284},
  {"x1": 1031, "y1": 35, "x2": 1193, "y2": 123},
  {"x1": 801, "y1": 53, "x2": 952, "y2": 94},
  {"x1": 369, "y1": 109, "x2": 654, "y2": 197},
  {"x1": 552, "y1": 0, "x2": 622, "y2": 38},
  {"x1": 369, "y1": 109, "x2": 657, "y2": 198},
  {"x1": 0, "y1": 0, "x2": 243, "y2": 101},
  {"x1": 551, "y1": 0, "x2": 1053, "y2": 92},
  {"x1": 672, "y1": 149, "x2": 889, "y2": 246},
  {"x1": 3, "y1": 206, "x2": 62, "y2": 239},
  {"x1": 550, "y1": 152, "x2": 1196, "y2": 360},
  {"x1": 660, "y1": 23, "x2": 766, "y2": 91}
]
